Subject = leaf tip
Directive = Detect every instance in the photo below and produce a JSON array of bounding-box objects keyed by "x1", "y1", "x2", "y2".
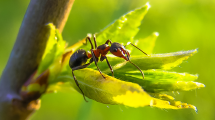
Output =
[
  {"x1": 146, "y1": 2, "x2": 151, "y2": 10},
  {"x1": 45, "y1": 22, "x2": 52, "y2": 26},
  {"x1": 45, "y1": 23, "x2": 55, "y2": 29},
  {"x1": 178, "y1": 104, "x2": 198, "y2": 112},
  {"x1": 195, "y1": 82, "x2": 205, "y2": 88},
  {"x1": 188, "y1": 105, "x2": 198, "y2": 113},
  {"x1": 153, "y1": 32, "x2": 159, "y2": 37},
  {"x1": 190, "y1": 48, "x2": 198, "y2": 55}
]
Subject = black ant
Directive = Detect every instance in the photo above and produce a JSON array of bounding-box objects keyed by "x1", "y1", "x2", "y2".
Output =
[{"x1": 69, "y1": 35, "x2": 148, "y2": 102}]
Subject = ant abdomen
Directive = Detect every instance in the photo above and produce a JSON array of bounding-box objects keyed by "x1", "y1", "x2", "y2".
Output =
[{"x1": 69, "y1": 49, "x2": 89, "y2": 68}]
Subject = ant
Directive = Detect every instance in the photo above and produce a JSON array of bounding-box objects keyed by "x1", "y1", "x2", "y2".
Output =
[{"x1": 69, "y1": 34, "x2": 148, "y2": 102}]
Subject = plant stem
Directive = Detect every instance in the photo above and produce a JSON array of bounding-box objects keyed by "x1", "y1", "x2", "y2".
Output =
[{"x1": 0, "y1": 0, "x2": 74, "y2": 119}]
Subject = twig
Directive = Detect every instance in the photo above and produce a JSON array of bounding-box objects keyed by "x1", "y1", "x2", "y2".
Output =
[{"x1": 0, "y1": 0, "x2": 74, "y2": 119}]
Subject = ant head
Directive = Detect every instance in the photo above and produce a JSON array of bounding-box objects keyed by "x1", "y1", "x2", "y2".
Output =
[{"x1": 110, "y1": 42, "x2": 130, "y2": 61}]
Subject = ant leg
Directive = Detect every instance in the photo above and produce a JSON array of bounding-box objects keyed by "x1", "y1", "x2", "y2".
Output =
[
  {"x1": 128, "y1": 60, "x2": 144, "y2": 79},
  {"x1": 106, "y1": 57, "x2": 114, "y2": 77},
  {"x1": 125, "y1": 42, "x2": 148, "y2": 56},
  {"x1": 105, "y1": 39, "x2": 112, "y2": 45},
  {"x1": 72, "y1": 63, "x2": 91, "y2": 102},
  {"x1": 91, "y1": 49, "x2": 105, "y2": 79},
  {"x1": 84, "y1": 35, "x2": 94, "y2": 49},
  {"x1": 83, "y1": 34, "x2": 90, "y2": 45},
  {"x1": 101, "y1": 56, "x2": 114, "y2": 77},
  {"x1": 72, "y1": 71, "x2": 88, "y2": 102},
  {"x1": 93, "y1": 34, "x2": 98, "y2": 49}
]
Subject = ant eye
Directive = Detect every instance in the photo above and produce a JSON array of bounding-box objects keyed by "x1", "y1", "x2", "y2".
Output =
[{"x1": 113, "y1": 48, "x2": 118, "y2": 52}]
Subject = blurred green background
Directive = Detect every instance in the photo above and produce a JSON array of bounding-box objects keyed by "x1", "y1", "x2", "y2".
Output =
[{"x1": 0, "y1": 0, "x2": 214, "y2": 120}]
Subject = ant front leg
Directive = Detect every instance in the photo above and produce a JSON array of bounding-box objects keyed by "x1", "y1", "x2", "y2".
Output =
[
  {"x1": 71, "y1": 63, "x2": 91, "y2": 102},
  {"x1": 100, "y1": 56, "x2": 114, "y2": 77}
]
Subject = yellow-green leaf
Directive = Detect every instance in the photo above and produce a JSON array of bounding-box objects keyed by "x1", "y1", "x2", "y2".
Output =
[
  {"x1": 36, "y1": 23, "x2": 66, "y2": 79},
  {"x1": 113, "y1": 70, "x2": 204, "y2": 92},
  {"x1": 54, "y1": 67, "x2": 198, "y2": 110},
  {"x1": 100, "y1": 49, "x2": 198, "y2": 72},
  {"x1": 88, "y1": 3, "x2": 151, "y2": 49},
  {"x1": 132, "y1": 32, "x2": 159, "y2": 55}
]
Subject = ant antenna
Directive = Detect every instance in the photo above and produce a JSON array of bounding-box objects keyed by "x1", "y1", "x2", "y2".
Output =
[
  {"x1": 128, "y1": 60, "x2": 144, "y2": 79},
  {"x1": 125, "y1": 42, "x2": 148, "y2": 56}
]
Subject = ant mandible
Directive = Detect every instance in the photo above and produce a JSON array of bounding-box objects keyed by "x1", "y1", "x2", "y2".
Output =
[{"x1": 69, "y1": 34, "x2": 148, "y2": 102}]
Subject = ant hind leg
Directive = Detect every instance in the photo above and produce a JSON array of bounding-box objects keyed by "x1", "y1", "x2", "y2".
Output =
[
  {"x1": 71, "y1": 63, "x2": 91, "y2": 102},
  {"x1": 72, "y1": 70, "x2": 88, "y2": 102}
]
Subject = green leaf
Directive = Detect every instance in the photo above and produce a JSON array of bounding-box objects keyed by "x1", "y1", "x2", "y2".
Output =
[
  {"x1": 55, "y1": 29, "x2": 67, "y2": 58},
  {"x1": 85, "y1": 3, "x2": 150, "y2": 49},
  {"x1": 36, "y1": 23, "x2": 57, "y2": 77},
  {"x1": 100, "y1": 49, "x2": 198, "y2": 73},
  {"x1": 131, "y1": 32, "x2": 159, "y2": 55},
  {"x1": 20, "y1": 23, "x2": 67, "y2": 101},
  {"x1": 113, "y1": 70, "x2": 204, "y2": 92},
  {"x1": 148, "y1": 93, "x2": 197, "y2": 111},
  {"x1": 36, "y1": 23, "x2": 66, "y2": 79},
  {"x1": 54, "y1": 67, "x2": 198, "y2": 110}
]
